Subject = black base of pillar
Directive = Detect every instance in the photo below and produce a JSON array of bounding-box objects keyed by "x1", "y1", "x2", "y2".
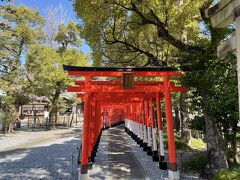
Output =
[
  {"x1": 134, "y1": 135, "x2": 137, "y2": 140},
  {"x1": 90, "y1": 155, "x2": 95, "y2": 163},
  {"x1": 80, "y1": 164, "x2": 89, "y2": 174},
  {"x1": 152, "y1": 151, "x2": 159, "y2": 162},
  {"x1": 92, "y1": 150, "x2": 97, "y2": 158},
  {"x1": 143, "y1": 142, "x2": 147, "y2": 151},
  {"x1": 87, "y1": 158, "x2": 93, "y2": 169},
  {"x1": 135, "y1": 137, "x2": 140, "y2": 143},
  {"x1": 88, "y1": 162, "x2": 93, "y2": 170},
  {"x1": 136, "y1": 138, "x2": 141, "y2": 144},
  {"x1": 139, "y1": 140, "x2": 143, "y2": 147},
  {"x1": 130, "y1": 132, "x2": 133, "y2": 137},
  {"x1": 159, "y1": 156, "x2": 168, "y2": 170},
  {"x1": 147, "y1": 146, "x2": 152, "y2": 156},
  {"x1": 168, "y1": 162, "x2": 177, "y2": 171},
  {"x1": 159, "y1": 161, "x2": 168, "y2": 170}
]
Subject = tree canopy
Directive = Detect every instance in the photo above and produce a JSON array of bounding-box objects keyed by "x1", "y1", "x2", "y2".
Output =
[
  {"x1": 0, "y1": 3, "x2": 89, "y2": 130},
  {"x1": 74, "y1": 0, "x2": 206, "y2": 66}
]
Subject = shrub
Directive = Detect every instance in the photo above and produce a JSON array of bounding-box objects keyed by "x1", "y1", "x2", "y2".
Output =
[{"x1": 183, "y1": 153, "x2": 208, "y2": 172}]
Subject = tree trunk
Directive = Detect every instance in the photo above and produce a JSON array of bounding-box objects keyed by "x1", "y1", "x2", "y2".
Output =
[
  {"x1": 174, "y1": 106, "x2": 180, "y2": 132},
  {"x1": 180, "y1": 92, "x2": 189, "y2": 137},
  {"x1": 200, "y1": 92, "x2": 228, "y2": 179},
  {"x1": 50, "y1": 89, "x2": 61, "y2": 129},
  {"x1": 54, "y1": 107, "x2": 58, "y2": 126},
  {"x1": 231, "y1": 119, "x2": 240, "y2": 164},
  {"x1": 2, "y1": 120, "x2": 6, "y2": 132},
  {"x1": 70, "y1": 113, "x2": 74, "y2": 127},
  {"x1": 33, "y1": 110, "x2": 37, "y2": 127},
  {"x1": 8, "y1": 121, "x2": 13, "y2": 133}
]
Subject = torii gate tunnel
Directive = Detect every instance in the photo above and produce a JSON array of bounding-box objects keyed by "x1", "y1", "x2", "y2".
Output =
[{"x1": 63, "y1": 65, "x2": 188, "y2": 180}]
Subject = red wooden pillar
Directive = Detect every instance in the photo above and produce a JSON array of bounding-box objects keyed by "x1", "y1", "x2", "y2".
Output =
[
  {"x1": 104, "y1": 107, "x2": 108, "y2": 128},
  {"x1": 96, "y1": 102, "x2": 102, "y2": 141},
  {"x1": 101, "y1": 107, "x2": 106, "y2": 129},
  {"x1": 80, "y1": 76, "x2": 92, "y2": 179},
  {"x1": 90, "y1": 99, "x2": 97, "y2": 163},
  {"x1": 163, "y1": 76, "x2": 179, "y2": 179},
  {"x1": 136, "y1": 103, "x2": 141, "y2": 144},
  {"x1": 133, "y1": 104, "x2": 137, "y2": 137},
  {"x1": 88, "y1": 94, "x2": 94, "y2": 162},
  {"x1": 156, "y1": 92, "x2": 167, "y2": 169}
]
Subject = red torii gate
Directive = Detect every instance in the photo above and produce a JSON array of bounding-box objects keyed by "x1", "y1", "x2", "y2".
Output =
[{"x1": 63, "y1": 65, "x2": 187, "y2": 180}]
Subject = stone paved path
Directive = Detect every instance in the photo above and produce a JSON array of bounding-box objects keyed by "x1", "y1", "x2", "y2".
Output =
[{"x1": 89, "y1": 125, "x2": 147, "y2": 180}]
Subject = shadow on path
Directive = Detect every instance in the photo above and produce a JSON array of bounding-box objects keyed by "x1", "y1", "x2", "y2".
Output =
[{"x1": 0, "y1": 130, "x2": 82, "y2": 180}]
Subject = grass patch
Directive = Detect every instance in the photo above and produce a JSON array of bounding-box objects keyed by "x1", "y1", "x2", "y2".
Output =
[
  {"x1": 213, "y1": 166, "x2": 240, "y2": 180},
  {"x1": 163, "y1": 134, "x2": 192, "y2": 150},
  {"x1": 183, "y1": 153, "x2": 208, "y2": 172},
  {"x1": 190, "y1": 138, "x2": 206, "y2": 149},
  {"x1": 160, "y1": 133, "x2": 205, "y2": 150}
]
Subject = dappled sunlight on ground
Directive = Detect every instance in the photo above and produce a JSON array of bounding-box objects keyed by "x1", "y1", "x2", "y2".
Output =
[{"x1": 0, "y1": 127, "x2": 82, "y2": 179}]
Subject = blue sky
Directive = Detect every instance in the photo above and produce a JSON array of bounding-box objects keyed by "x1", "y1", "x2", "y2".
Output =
[{"x1": 10, "y1": 0, "x2": 91, "y2": 54}]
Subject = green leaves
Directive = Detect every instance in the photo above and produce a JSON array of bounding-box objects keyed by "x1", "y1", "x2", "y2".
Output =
[
  {"x1": 0, "y1": 4, "x2": 46, "y2": 128},
  {"x1": 0, "y1": 4, "x2": 89, "y2": 129},
  {"x1": 73, "y1": 0, "x2": 206, "y2": 66},
  {"x1": 0, "y1": 4, "x2": 45, "y2": 74},
  {"x1": 54, "y1": 21, "x2": 82, "y2": 53}
]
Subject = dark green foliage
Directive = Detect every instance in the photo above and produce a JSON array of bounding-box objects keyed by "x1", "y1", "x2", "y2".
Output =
[
  {"x1": 183, "y1": 153, "x2": 208, "y2": 172},
  {"x1": 190, "y1": 116, "x2": 205, "y2": 131},
  {"x1": 213, "y1": 165, "x2": 240, "y2": 180}
]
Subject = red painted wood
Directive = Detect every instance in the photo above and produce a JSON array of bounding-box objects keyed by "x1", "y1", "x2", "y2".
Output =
[
  {"x1": 163, "y1": 76, "x2": 177, "y2": 167},
  {"x1": 68, "y1": 71, "x2": 183, "y2": 77}
]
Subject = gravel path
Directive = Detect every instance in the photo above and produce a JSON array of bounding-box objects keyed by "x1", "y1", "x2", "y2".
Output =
[{"x1": 0, "y1": 126, "x2": 82, "y2": 180}]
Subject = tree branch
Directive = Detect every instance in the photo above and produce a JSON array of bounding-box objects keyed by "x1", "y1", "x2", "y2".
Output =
[{"x1": 112, "y1": 2, "x2": 204, "y2": 53}]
